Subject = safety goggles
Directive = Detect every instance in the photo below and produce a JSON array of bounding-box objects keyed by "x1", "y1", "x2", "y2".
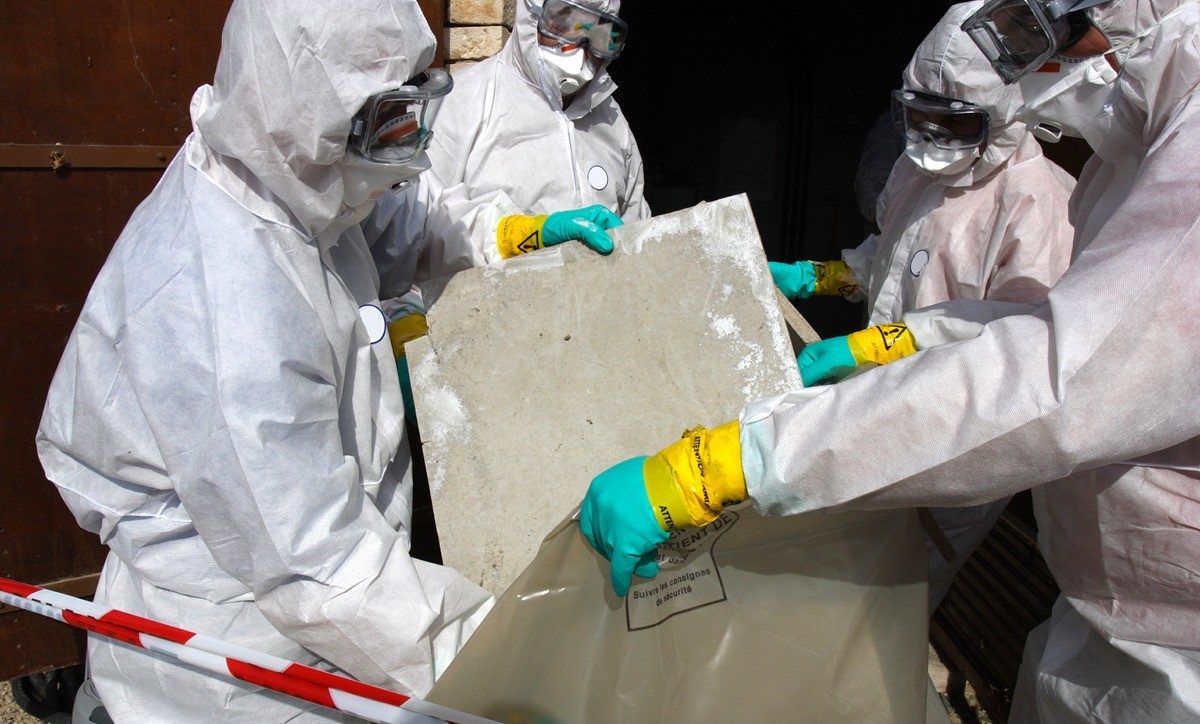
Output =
[
  {"x1": 892, "y1": 90, "x2": 990, "y2": 150},
  {"x1": 348, "y1": 68, "x2": 453, "y2": 164},
  {"x1": 533, "y1": 0, "x2": 628, "y2": 59},
  {"x1": 961, "y1": 0, "x2": 1107, "y2": 83}
]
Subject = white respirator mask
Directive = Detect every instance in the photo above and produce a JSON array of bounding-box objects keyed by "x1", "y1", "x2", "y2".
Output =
[
  {"x1": 904, "y1": 139, "x2": 980, "y2": 176},
  {"x1": 539, "y1": 45, "x2": 597, "y2": 97},
  {"x1": 1018, "y1": 54, "x2": 1119, "y2": 146},
  {"x1": 339, "y1": 150, "x2": 430, "y2": 218}
]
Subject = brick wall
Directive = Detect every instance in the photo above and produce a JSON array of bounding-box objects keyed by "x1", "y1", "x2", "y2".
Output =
[{"x1": 444, "y1": 0, "x2": 517, "y2": 73}]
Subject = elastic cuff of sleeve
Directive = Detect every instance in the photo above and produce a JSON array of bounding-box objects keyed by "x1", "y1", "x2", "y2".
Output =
[
  {"x1": 812, "y1": 260, "x2": 862, "y2": 298},
  {"x1": 496, "y1": 214, "x2": 548, "y2": 259},
  {"x1": 847, "y1": 323, "x2": 918, "y2": 366},
  {"x1": 644, "y1": 420, "x2": 747, "y2": 532},
  {"x1": 388, "y1": 314, "x2": 428, "y2": 361}
]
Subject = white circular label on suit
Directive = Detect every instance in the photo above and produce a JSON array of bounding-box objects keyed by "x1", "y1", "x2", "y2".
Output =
[
  {"x1": 910, "y1": 249, "x2": 930, "y2": 277},
  {"x1": 358, "y1": 304, "x2": 388, "y2": 344},
  {"x1": 587, "y1": 165, "x2": 609, "y2": 191}
]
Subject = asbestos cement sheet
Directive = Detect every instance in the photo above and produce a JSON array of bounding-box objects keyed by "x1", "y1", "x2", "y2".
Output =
[{"x1": 409, "y1": 194, "x2": 802, "y2": 596}]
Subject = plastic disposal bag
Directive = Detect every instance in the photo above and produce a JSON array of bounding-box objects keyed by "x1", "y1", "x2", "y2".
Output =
[{"x1": 428, "y1": 505, "x2": 928, "y2": 722}]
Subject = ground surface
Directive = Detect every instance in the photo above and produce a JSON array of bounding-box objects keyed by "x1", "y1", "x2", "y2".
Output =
[
  {"x1": 0, "y1": 649, "x2": 990, "y2": 723},
  {"x1": 0, "y1": 683, "x2": 39, "y2": 723}
]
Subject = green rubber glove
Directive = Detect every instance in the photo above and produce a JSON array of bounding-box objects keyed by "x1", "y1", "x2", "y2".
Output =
[
  {"x1": 797, "y1": 336, "x2": 858, "y2": 387},
  {"x1": 798, "y1": 323, "x2": 918, "y2": 386},
  {"x1": 579, "y1": 456, "x2": 669, "y2": 596},
  {"x1": 769, "y1": 260, "x2": 818, "y2": 299},
  {"x1": 388, "y1": 313, "x2": 427, "y2": 423},
  {"x1": 497, "y1": 205, "x2": 623, "y2": 258},
  {"x1": 543, "y1": 205, "x2": 623, "y2": 252}
]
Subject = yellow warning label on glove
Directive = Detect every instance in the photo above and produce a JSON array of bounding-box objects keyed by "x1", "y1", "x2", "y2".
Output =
[
  {"x1": 644, "y1": 420, "x2": 747, "y2": 532},
  {"x1": 847, "y1": 323, "x2": 918, "y2": 366},
  {"x1": 496, "y1": 215, "x2": 549, "y2": 259},
  {"x1": 812, "y1": 260, "x2": 861, "y2": 298},
  {"x1": 388, "y1": 314, "x2": 428, "y2": 360}
]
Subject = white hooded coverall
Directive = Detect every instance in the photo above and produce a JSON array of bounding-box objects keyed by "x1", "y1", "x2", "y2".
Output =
[
  {"x1": 743, "y1": 1, "x2": 1200, "y2": 719},
  {"x1": 35, "y1": 2, "x2": 492, "y2": 720},
  {"x1": 842, "y1": 2, "x2": 1077, "y2": 610},
  {"x1": 421, "y1": 0, "x2": 650, "y2": 266}
]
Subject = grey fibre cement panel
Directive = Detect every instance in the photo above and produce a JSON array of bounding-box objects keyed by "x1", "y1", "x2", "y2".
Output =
[{"x1": 409, "y1": 195, "x2": 802, "y2": 596}]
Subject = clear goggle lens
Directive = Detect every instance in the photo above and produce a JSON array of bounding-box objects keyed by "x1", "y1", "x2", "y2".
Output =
[
  {"x1": 961, "y1": 0, "x2": 1084, "y2": 83},
  {"x1": 537, "y1": 0, "x2": 628, "y2": 59},
  {"x1": 893, "y1": 90, "x2": 989, "y2": 150},
  {"x1": 351, "y1": 68, "x2": 452, "y2": 164}
]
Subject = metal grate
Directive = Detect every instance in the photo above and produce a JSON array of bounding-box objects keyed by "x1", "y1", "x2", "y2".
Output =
[{"x1": 930, "y1": 498, "x2": 1059, "y2": 721}]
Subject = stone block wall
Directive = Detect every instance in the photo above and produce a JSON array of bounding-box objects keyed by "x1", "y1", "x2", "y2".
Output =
[{"x1": 445, "y1": 0, "x2": 517, "y2": 74}]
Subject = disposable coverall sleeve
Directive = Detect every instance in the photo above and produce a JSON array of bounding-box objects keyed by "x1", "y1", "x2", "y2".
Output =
[
  {"x1": 841, "y1": 234, "x2": 879, "y2": 291},
  {"x1": 903, "y1": 177, "x2": 1073, "y2": 348},
  {"x1": 903, "y1": 299, "x2": 1039, "y2": 348},
  {"x1": 741, "y1": 103, "x2": 1200, "y2": 514},
  {"x1": 420, "y1": 107, "x2": 521, "y2": 267},
  {"x1": 365, "y1": 185, "x2": 482, "y2": 299},
  {"x1": 365, "y1": 187, "x2": 432, "y2": 299},
  {"x1": 123, "y1": 234, "x2": 486, "y2": 694},
  {"x1": 978, "y1": 180, "x2": 1075, "y2": 306},
  {"x1": 621, "y1": 130, "x2": 651, "y2": 222}
]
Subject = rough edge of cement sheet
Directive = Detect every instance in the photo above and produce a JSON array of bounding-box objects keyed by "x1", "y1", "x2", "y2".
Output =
[
  {"x1": 409, "y1": 194, "x2": 802, "y2": 596},
  {"x1": 928, "y1": 678, "x2": 953, "y2": 723},
  {"x1": 776, "y1": 287, "x2": 820, "y2": 352}
]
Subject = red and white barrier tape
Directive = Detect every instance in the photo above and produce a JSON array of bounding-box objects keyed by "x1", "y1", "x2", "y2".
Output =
[{"x1": 0, "y1": 576, "x2": 491, "y2": 724}]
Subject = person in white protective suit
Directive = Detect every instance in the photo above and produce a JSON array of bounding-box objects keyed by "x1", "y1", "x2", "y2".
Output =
[
  {"x1": 577, "y1": 0, "x2": 1200, "y2": 720},
  {"x1": 771, "y1": 2, "x2": 1077, "y2": 612},
  {"x1": 35, "y1": 1, "x2": 495, "y2": 720},
  {"x1": 421, "y1": 0, "x2": 649, "y2": 266}
]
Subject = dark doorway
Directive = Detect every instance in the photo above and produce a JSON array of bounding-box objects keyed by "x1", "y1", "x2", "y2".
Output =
[{"x1": 610, "y1": 3, "x2": 949, "y2": 337}]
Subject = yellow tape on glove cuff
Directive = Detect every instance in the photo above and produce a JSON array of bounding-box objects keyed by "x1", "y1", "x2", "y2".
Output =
[
  {"x1": 847, "y1": 323, "x2": 918, "y2": 366},
  {"x1": 388, "y1": 314, "x2": 428, "y2": 360},
  {"x1": 496, "y1": 215, "x2": 549, "y2": 259},
  {"x1": 643, "y1": 420, "x2": 748, "y2": 532},
  {"x1": 812, "y1": 260, "x2": 861, "y2": 298}
]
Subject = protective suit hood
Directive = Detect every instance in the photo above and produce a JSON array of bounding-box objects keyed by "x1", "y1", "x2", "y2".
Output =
[
  {"x1": 903, "y1": 1, "x2": 1029, "y2": 187},
  {"x1": 191, "y1": 0, "x2": 436, "y2": 236},
  {"x1": 1088, "y1": 0, "x2": 1197, "y2": 64},
  {"x1": 509, "y1": 0, "x2": 621, "y2": 116},
  {"x1": 1099, "y1": 0, "x2": 1200, "y2": 145}
]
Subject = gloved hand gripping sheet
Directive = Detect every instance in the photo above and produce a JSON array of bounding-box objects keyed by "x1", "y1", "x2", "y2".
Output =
[{"x1": 409, "y1": 195, "x2": 928, "y2": 721}]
